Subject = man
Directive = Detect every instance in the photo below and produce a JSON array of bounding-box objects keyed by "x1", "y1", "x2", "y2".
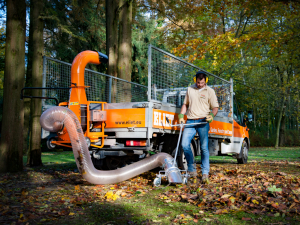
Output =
[{"x1": 178, "y1": 71, "x2": 219, "y2": 183}]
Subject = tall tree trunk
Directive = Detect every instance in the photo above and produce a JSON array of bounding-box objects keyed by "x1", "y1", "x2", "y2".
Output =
[
  {"x1": 267, "y1": 96, "x2": 270, "y2": 139},
  {"x1": 0, "y1": 0, "x2": 26, "y2": 172},
  {"x1": 106, "y1": 0, "x2": 119, "y2": 103},
  {"x1": 253, "y1": 104, "x2": 256, "y2": 131},
  {"x1": 275, "y1": 97, "x2": 285, "y2": 148},
  {"x1": 279, "y1": 114, "x2": 286, "y2": 147},
  {"x1": 296, "y1": 94, "x2": 300, "y2": 132},
  {"x1": 117, "y1": 0, "x2": 132, "y2": 102},
  {"x1": 24, "y1": 3, "x2": 34, "y2": 153},
  {"x1": 26, "y1": 0, "x2": 44, "y2": 167}
]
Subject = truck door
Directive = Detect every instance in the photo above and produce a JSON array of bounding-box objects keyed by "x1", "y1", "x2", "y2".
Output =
[{"x1": 232, "y1": 96, "x2": 248, "y2": 153}]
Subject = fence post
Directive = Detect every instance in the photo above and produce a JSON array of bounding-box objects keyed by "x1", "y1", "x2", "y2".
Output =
[
  {"x1": 147, "y1": 45, "x2": 152, "y2": 102},
  {"x1": 42, "y1": 56, "x2": 47, "y2": 106},
  {"x1": 108, "y1": 77, "x2": 112, "y2": 103}
]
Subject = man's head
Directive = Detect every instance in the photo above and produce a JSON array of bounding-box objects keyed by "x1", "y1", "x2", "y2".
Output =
[{"x1": 195, "y1": 71, "x2": 207, "y2": 89}]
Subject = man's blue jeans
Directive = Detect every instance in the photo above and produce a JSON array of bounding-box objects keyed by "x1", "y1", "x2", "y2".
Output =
[{"x1": 181, "y1": 118, "x2": 210, "y2": 175}]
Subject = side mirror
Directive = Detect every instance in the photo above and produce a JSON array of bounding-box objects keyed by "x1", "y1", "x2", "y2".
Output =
[{"x1": 248, "y1": 110, "x2": 253, "y2": 122}]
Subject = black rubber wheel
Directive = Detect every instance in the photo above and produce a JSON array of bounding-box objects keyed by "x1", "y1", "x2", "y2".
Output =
[
  {"x1": 105, "y1": 156, "x2": 126, "y2": 170},
  {"x1": 46, "y1": 137, "x2": 57, "y2": 150},
  {"x1": 91, "y1": 157, "x2": 107, "y2": 170},
  {"x1": 176, "y1": 143, "x2": 195, "y2": 170},
  {"x1": 237, "y1": 140, "x2": 248, "y2": 164}
]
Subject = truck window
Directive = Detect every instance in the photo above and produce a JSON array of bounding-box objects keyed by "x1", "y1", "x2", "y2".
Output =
[{"x1": 233, "y1": 96, "x2": 242, "y2": 125}]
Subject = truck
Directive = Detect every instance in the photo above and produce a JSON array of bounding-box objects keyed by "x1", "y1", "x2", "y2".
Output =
[{"x1": 32, "y1": 45, "x2": 252, "y2": 171}]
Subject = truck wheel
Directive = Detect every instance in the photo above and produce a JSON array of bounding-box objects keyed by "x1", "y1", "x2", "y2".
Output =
[
  {"x1": 177, "y1": 144, "x2": 195, "y2": 170},
  {"x1": 91, "y1": 157, "x2": 107, "y2": 170},
  {"x1": 46, "y1": 137, "x2": 57, "y2": 150},
  {"x1": 105, "y1": 156, "x2": 126, "y2": 170},
  {"x1": 237, "y1": 140, "x2": 248, "y2": 164}
]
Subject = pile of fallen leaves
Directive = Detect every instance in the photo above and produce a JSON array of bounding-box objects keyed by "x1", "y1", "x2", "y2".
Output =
[
  {"x1": 157, "y1": 165, "x2": 300, "y2": 223},
  {"x1": 0, "y1": 160, "x2": 299, "y2": 224}
]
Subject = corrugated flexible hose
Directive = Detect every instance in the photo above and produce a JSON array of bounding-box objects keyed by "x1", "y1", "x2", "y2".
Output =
[{"x1": 40, "y1": 106, "x2": 183, "y2": 184}]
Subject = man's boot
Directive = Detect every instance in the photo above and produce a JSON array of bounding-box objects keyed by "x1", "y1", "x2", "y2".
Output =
[
  {"x1": 202, "y1": 174, "x2": 209, "y2": 184},
  {"x1": 187, "y1": 163, "x2": 197, "y2": 177}
]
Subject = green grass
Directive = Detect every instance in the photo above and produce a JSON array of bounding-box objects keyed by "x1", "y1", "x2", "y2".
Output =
[
  {"x1": 25, "y1": 147, "x2": 300, "y2": 166},
  {"x1": 23, "y1": 151, "x2": 75, "y2": 165},
  {"x1": 195, "y1": 146, "x2": 300, "y2": 163}
]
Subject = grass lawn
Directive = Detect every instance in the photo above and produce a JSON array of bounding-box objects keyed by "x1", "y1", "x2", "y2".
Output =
[{"x1": 1, "y1": 147, "x2": 299, "y2": 224}]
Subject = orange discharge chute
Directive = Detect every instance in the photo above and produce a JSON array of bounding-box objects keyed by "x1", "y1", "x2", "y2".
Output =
[{"x1": 69, "y1": 51, "x2": 101, "y2": 104}]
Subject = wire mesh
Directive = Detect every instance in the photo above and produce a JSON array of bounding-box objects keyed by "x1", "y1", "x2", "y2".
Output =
[
  {"x1": 149, "y1": 46, "x2": 232, "y2": 117},
  {"x1": 43, "y1": 58, "x2": 71, "y2": 105},
  {"x1": 43, "y1": 57, "x2": 148, "y2": 106},
  {"x1": 42, "y1": 46, "x2": 231, "y2": 117}
]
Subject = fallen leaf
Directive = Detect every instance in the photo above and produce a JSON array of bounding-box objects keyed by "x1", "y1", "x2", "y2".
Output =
[
  {"x1": 242, "y1": 217, "x2": 251, "y2": 221},
  {"x1": 221, "y1": 194, "x2": 231, "y2": 199}
]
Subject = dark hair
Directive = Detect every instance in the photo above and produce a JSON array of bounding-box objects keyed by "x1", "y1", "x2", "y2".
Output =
[{"x1": 195, "y1": 71, "x2": 207, "y2": 81}]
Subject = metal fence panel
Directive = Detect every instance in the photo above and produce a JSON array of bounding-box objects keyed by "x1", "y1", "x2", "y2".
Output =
[
  {"x1": 149, "y1": 45, "x2": 232, "y2": 117},
  {"x1": 42, "y1": 57, "x2": 148, "y2": 106},
  {"x1": 41, "y1": 47, "x2": 231, "y2": 118}
]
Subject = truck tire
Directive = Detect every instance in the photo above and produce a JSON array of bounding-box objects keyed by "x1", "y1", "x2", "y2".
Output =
[
  {"x1": 91, "y1": 157, "x2": 107, "y2": 170},
  {"x1": 177, "y1": 143, "x2": 195, "y2": 170},
  {"x1": 237, "y1": 140, "x2": 248, "y2": 164},
  {"x1": 46, "y1": 137, "x2": 57, "y2": 150},
  {"x1": 105, "y1": 156, "x2": 126, "y2": 170}
]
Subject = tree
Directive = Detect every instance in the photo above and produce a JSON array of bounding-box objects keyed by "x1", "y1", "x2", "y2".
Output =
[
  {"x1": 0, "y1": 0, "x2": 26, "y2": 172},
  {"x1": 171, "y1": 0, "x2": 300, "y2": 147},
  {"x1": 43, "y1": 0, "x2": 106, "y2": 63},
  {"x1": 117, "y1": 0, "x2": 133, "y2": 101},
  {"x1": 106, "y1": 0, "x2": 133, "y2": 102},
  {"x1": 106, "y1": 0, "x2": 119, "y2": 102},
  {"x1": 26, "y1": 0, "x2": 44, "y2": 166}
]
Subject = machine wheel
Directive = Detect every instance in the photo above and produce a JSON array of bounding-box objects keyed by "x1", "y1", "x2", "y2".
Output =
[
  {"x1": 177, "y1": 143, "x2": 195, "y2": 170},
  {"x1": 105, "y1": 156, "x2": 126, "y2": 170},
  {"x1": 91, "y1": 156, "x2": 107, "y2": 170},
  {"x1": 182, "y1": 177, "x2": 188, "y2": 185},
  {"x1": 46, "y1": 137, "x2": 57, "y2": 150},
  {"x1": 237, "y1": 140, "x2": 248, "y2": 164},
  {"x1": 153, "y1": 177, "x2": 161, "y2": 187}
]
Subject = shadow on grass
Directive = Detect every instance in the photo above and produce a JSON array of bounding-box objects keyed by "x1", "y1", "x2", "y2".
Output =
[{"x1": 52, "y1": 201, "x2": 152, "y2": 225}]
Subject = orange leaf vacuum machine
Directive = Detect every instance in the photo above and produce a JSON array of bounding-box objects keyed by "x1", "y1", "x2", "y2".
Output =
[{"x1": 23, "y1": 45, "x2": 253, "y2": 185}]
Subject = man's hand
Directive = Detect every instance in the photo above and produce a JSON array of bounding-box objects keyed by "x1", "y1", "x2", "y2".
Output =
[
  {"x1": 206, "y1": 112, "x2": 214, "y2": 123},
  {"x1": 178, "y1": 113, "x2": 185, "y2": 124}
]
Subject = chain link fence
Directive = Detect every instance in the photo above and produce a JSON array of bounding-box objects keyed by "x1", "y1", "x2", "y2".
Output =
[
  {"x1": 148, "y1": 45, "x2": 232, "y2": 117},
  {"x1": 41, "y1": 57, "x2": 148, "y2": 106},
  {"x1": 35, "y1": 46, "x2": 231, "y2": 118}
]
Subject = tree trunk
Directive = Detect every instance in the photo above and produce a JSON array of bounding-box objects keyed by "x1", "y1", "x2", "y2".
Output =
[
  {"x1": 279, "y1": 114, "x2": 286, "y2": 147},
  {"x1": 267, "y1": 97, "x2": 270, "y2": 139},
  {"x1": 106, "y1": 0, "x2": 119, "y2": 103},
  {"x1": 275, "y1": 97, "x2": 285, "y2": 148},
  {"x1": 24, "y1": 3, "x2": 34, "y2": 153},
  {"x1": 0, "y1": 0, "x2": 26, "y2": 172},
  {"x1": 296, "y1": 92, "x2": 300, "y2": 132},
  {"x1": 253, "y1": 105, "x2": 256, "y2": 131},
  {"x1": 117, "y1": 0, "x2": 132, "y2": 102},
  {"x1": 26, "y1": 0, "x2": 44, "y2": 167}
]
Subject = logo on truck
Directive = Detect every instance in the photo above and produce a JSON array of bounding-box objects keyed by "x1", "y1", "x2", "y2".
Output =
[{"x1": 153, "y1": 110, "x2": 177, "y2": 129}]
